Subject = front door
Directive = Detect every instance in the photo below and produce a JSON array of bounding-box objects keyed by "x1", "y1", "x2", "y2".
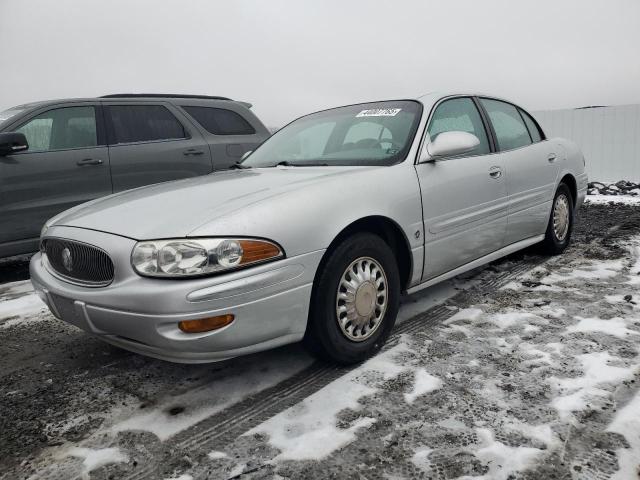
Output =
[
  {"x1": 415, "y1": 97, "x2": 508, "y2": 280},
  {"x1": 0, "y1": 104, "x2": 112, "y2": 252},
  {"x1": 102, "y1": 102, "x2": 213, "y2": 192}
]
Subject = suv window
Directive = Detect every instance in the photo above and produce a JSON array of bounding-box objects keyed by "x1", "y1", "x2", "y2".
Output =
[
  {"x1": 182, "y1": 106, "x2": 255, "y2": 135},
  {"x1": 480, "y1": 99, "x2": 532, "y2": 151},
  {"x1": 428, "y1": 97, "x2": 490, "y2": 155},
  {"x1": 519, "y1": 108, "x2": 543, "y2": 143},
  {"x1": 107, "y1": 105, "x2": 186, "y2": 144},
  {"x1": 15, "y1": 106, "x2": 97, "y2": 152}
]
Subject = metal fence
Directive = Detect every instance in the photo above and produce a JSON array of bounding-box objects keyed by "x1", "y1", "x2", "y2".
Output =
[{"x1": 533, "y1": 104, "x2": 640, "y2": 183}]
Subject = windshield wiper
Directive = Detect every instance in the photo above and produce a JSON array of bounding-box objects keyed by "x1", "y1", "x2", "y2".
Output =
[
  {"x1": 274, "y1": 160, "x2": 329, "y2": 167},
  {"x1": 230, "y1": 161, "x2": 251, "y2": 169}
]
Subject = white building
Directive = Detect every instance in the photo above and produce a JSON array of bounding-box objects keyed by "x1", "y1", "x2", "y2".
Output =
[{"x1": 533, "y1": 104, "x2": 640, "y2": 183}]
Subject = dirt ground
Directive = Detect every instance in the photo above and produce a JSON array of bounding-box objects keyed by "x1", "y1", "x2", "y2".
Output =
[{"x1": 1, "y1": 202, "x2": 639, "y2": 480}]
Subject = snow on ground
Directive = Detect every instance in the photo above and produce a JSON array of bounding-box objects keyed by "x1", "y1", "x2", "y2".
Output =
[
  {"x1": 404, "y1": 368, "x2": 443, "y2": 404},
  {"x1": 607, "y1": 390, "x2": 640, "y2": 480},
  {"x1": 63, "y1": 446, "x2": 128, "y2": 475},
  {"x1": 0, "y1": 280, "x2": 46, "y2": 327},
  {"x1": 3, "y1": 205, "x2": 640, "y2": 479},
  {"x1": 111, "y1": 349, "x2": 313, "y2": 440},
  {"x1": 549, "y1": 351, "x2": 639, "y2": 420},
  {"x1": 247, "y1": 340, "x2": 424, "y2": 460},
  {"x1": 224, "y1": 234, "x2": 640, "y2": 479},
  {"x1": 585, "y1": 194, "x2": 640, "y2": 205}
]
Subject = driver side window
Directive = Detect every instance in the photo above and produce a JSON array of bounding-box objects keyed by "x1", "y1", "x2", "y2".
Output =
[
  {"x1": 428, "y1": 98, "x2": 490, "y2": 156},
  {"x1": 15, "y1": 106, "x2": 97, "y2": 152}
]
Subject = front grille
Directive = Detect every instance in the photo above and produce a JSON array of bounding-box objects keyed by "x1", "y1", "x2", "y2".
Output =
[{"x1": 43, "y1": 238, "x2": 114, "y2": 286}]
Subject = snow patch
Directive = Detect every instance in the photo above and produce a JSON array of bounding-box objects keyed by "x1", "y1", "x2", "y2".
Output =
[
  {"x1": 207, "y1": 451, "x2": 228, "y2": 460},
  {"x1": 65, "y1": 446, "x2": 128, "y2": 473},
  {"x1": 443, "y1": 307, "x2": 484, "y2": 324},
  {"x1": 0, "y1": 292, "x2": 46, "y2": 324},
  {"x1": 565, "y1": 316, "x2": 639, "y2": 339},
  {"x1": 459, "y1": 428, "x2": 545, "y2": 480},
  {"x1": 411, "y1": 446, "x2": 434, "y2": 472},
  {"x1": 404, "y1": 368, "x2": 443, "y2": 404},
  {"x1": 248, "y1": 342, "x2": 410, "y2": 460},
  {"x1": 549, "y1": 352, "x2": 639, "y2": 419},
  {"x1": 585, "y1": 194, "x2": 640, "y2": 205},
  {"x1": 489, "y1": 311, "x2": 542, "y2": 330},
  {"x1": 519, "y1": 343, "x2": 552, "y2": 366},
  {"x1": 112, "y1": 351, "x2": 313, "y2": 440},
  {"x1": 164, "y1": 475, "x2": 193, "y2": 480},
  {"x1": 627, "y1": 242, "x2": 640, "y2": 285},
  {"x1": 543, "y1": 259, "x2": 624, "y2": 284},
  {"x1": 606, "y1": 390, "x2": 640, "y2": 480}
]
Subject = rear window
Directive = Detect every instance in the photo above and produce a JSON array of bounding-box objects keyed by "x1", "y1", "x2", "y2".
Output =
[
  {"x1": 480, "y1": 98, "x2": 532, "y2": 151},
  {"x1": 519, "y1": 108, "x2": 544, "y2": 143},
  {"x1": 107, "y1": 105, "x2": 186, "y2": 144},
  {"x1": 183, "y1": 106, "x2": 256, "y2": 135}
]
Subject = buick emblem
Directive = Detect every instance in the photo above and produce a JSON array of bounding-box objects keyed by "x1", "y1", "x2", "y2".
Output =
[{"x1": 61, "y1": 248, "x2": 73, "y2": 272}]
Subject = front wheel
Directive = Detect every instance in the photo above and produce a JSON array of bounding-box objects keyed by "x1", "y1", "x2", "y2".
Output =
[
  {"x1": 304, "y1": 233, "x2": 400, "y2": 364},
  {"x1": 540, "y1": 183, "x2": 574, "y2": 255}
]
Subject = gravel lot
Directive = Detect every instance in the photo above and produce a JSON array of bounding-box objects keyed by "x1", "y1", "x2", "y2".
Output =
[{"x1": 1, "y1": 202, "x2": 639, "y2": 480}]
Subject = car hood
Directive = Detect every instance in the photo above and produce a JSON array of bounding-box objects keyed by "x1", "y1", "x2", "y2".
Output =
[{"x1": 53, "y1": 166, "x2": 367, "y2": 240}]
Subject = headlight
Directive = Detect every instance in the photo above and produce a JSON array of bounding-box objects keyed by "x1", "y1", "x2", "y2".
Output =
[{"x1": 131, "y1": 238, "x2": 283, "y2": 277}]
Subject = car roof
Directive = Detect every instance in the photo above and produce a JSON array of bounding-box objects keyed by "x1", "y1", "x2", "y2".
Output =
[
  {"x1": 5, "y1": 94, "x2": 253, "y2": 110},
  {"x1": 415, "y1": 91, "x2": 524, "y2": 109}
]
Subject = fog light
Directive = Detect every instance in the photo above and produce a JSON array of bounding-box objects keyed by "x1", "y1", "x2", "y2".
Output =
[{"x1": 178, "y1": 314, "x2": 235, "y2": 333}]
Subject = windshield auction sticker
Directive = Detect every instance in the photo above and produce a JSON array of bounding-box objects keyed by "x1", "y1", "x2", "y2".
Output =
[{"x1": 356, "y1": 108, "x2": 402, "y2": 117}]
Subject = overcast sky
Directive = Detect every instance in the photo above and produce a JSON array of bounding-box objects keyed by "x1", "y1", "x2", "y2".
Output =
[{"x1": 1, "y1": 0, "x2": 639, "y2": 127}]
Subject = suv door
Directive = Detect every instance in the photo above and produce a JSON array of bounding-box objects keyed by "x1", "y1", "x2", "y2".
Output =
[
  {"x1": 415, "y1": 96, "x2": 508, "y2": 280},
  {"x1": 478, "y1": 98, "x2": 559, "y2": 244},
  {"x1": 0, "y1": 104, "x2": 111, "y2": 255},
  {"x1": 103, "y1": 102, "x2": 213, "y2": 192}
]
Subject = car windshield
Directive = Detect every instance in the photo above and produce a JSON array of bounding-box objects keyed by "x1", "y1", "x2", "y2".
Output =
[{"x1": 242, "y1": 100, "x2": 423, "y2": 167}]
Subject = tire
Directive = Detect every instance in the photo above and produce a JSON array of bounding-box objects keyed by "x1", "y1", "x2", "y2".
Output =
[
  {"x1": 540, "y1": 183, "x2": 574, "y2": 255},
  {"x1": 304, "y1": 233, "x2": 400, "y2": 365}
]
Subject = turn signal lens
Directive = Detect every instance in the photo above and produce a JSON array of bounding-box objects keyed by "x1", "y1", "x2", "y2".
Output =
[
  {"x1": 239, "y1": 240, "x2": 282, "y2": 264},
  {"x1": 178, "y1": 314, "x2": 235, "y2": 333}
]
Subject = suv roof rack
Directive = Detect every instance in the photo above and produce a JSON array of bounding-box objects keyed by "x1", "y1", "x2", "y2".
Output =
[{"x1": 100, "y1": 93, "x2": 233, "y2": 101}]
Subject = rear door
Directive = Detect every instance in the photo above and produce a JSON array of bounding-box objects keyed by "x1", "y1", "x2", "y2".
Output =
[
  {"x1": 103, "y1": 102, "x2": 213, "y2": 192},
  {"x1": 478, "y1": 98, "x2": 560, "y2": 244},
  {"x1": 416, "y1": 96, "x2": 508, "y2": 280},
  {"x1": 180, "y1": 105, "x2": 268, "y2": 170},
  {"x1": 0, "y1": 103, "x2": 111, "y2": 249}
]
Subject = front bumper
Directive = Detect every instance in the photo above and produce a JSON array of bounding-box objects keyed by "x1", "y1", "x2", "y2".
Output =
[{"x1": 30, "y1": 226, "x2": 324, "y2": 363}]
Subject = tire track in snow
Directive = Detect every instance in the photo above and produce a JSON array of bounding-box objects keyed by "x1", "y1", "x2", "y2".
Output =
[{"x1": 123, "y1": 257, "x2": 544, "y2": 480}]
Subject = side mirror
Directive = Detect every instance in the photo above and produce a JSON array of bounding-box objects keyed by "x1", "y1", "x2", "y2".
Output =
[
  {"x1": 240, "y1": 150, "x2": 253, "y2": 161},
  {"x1": 419, "y1": 131, "x2": 479, "y2": 162},
  {"x1": 0, "y1": 132, "x2": 29, "y2": 156}
]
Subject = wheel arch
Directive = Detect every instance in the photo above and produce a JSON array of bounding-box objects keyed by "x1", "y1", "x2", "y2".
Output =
[
  {"x1": 315, "y1": 215, "x2": 414, "y2": 292},
  {"x1": 559, "y1": 173, "x2": 577, "y2": 206}
]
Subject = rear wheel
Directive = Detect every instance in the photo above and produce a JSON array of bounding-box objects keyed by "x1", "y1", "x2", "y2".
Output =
[
  {"x1": 304, "y1": 233, "x2": 400, "y2": 364},
  {"x1": 540, "y1": 183, "x2": 574, "y2": 255}
]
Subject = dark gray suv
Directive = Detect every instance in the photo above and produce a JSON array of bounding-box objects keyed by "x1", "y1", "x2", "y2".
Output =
[{"x1": 0, "y1": 94, "x2": 270, "y2": 258}]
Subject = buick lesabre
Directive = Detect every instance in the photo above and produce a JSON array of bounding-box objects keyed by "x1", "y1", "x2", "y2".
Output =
[{"x1": 30, "y1": 93, "x2": 587, "y2": 364}]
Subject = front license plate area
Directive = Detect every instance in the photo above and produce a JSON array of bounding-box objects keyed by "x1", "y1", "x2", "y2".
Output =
[{"x1": 50, "y1": 294, "x2": 83, "y2": 327}]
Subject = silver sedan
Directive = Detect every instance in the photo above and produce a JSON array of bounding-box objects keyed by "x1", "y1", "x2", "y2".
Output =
[{"x1": 30, "y1": 93, "x2": 588, "y2": 364}]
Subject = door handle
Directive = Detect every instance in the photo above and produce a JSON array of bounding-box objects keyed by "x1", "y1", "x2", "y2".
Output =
[
  {"x1": 183, "y1": 149, "x2": 205, "y2": 156},
  {"x1": 76, "y1": 158, "x2": 103, "y2": 166},
  {"x1": 489, "y1": 167, "x2": 502, "y2": 179},
  {"x1": 547, "y1": 153, "x2": 557, "y2": 162}
]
